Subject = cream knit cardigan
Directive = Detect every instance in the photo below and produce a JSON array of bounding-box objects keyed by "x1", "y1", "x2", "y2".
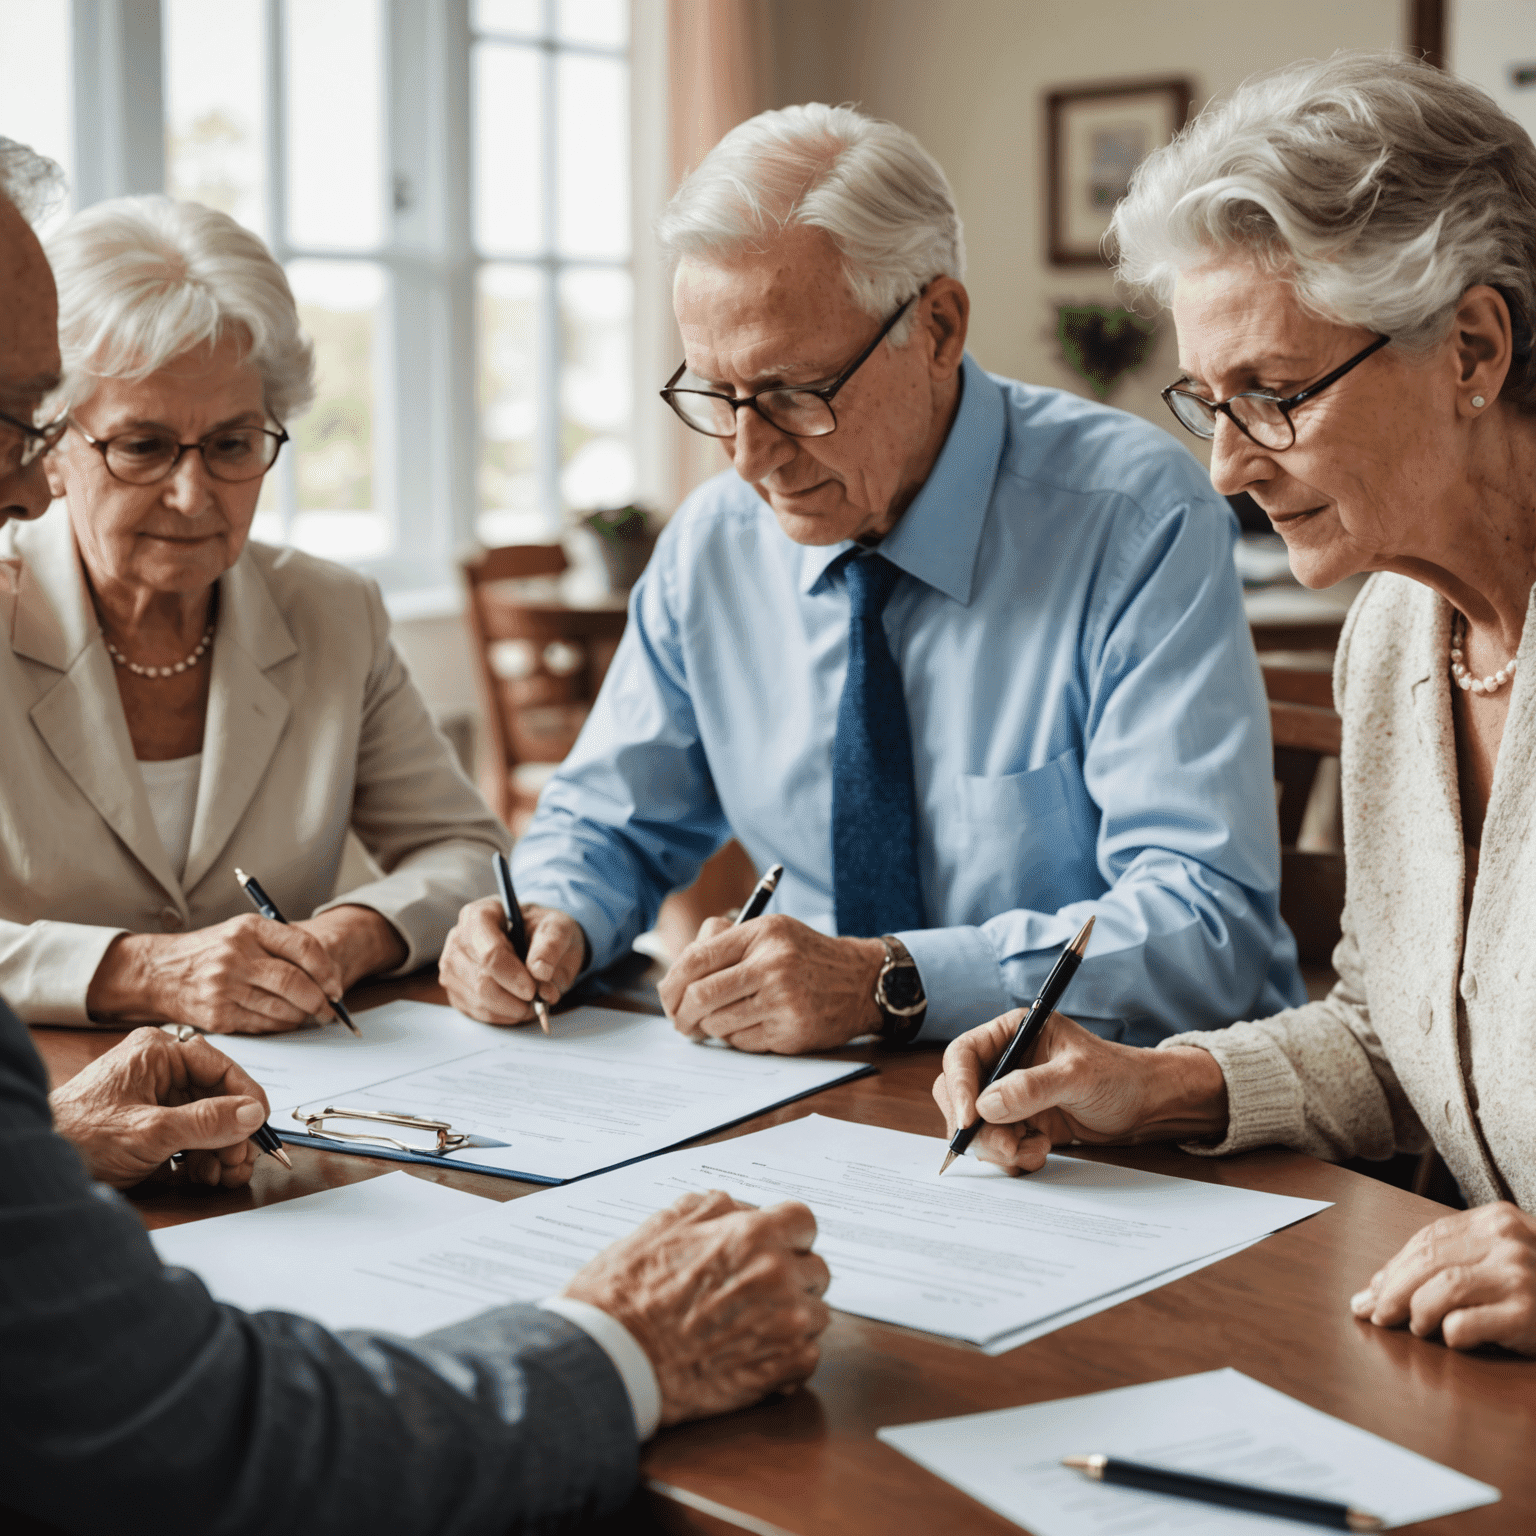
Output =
[{"x1": 1161, "y1": 571, "x2": 1536, "y2": 1210}]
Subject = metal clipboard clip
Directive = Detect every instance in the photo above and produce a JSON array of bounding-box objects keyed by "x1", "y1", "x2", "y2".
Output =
[{"x1": 291, "y1": 1106, "x2": 509, "y2": 1157}]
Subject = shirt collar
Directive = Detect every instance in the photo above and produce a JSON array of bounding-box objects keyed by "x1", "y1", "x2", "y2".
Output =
[{"x1": 793, "y1": 353, "x2": 1005, "y2": 603}]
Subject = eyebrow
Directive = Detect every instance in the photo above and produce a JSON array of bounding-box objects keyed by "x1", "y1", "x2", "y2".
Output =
[
  {"x1": 1178, "y1": 353, "x2": 1319, "y2": 388},
  {"x1": 88, "y1": 408, "x2": 267, "y2": 434},
  {"x1": 694, "y1": 358, "x2": 844, "y2": 395}
]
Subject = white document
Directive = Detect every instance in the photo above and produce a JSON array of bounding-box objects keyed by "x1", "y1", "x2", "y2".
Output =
[
  {"x1": 212, "y1": 1000, "x2": 869, "y2": 1183},
  {"x1": 878, "y1": 1369, "x2": 1500, "y2": 1533},
  {"x1": 188, "y1": 1115, "x2": 1328, "y2": 1347},
  {"x1": 149, "y1": 1172, "x2": 492, "y2": 1315}
]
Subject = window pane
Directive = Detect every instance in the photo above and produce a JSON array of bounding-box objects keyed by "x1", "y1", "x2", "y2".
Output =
[
  {"x1": 560, "y1": 268, "x2": 633, "y2": 511},
  {"x1": 284, "y1": 0, "x2": 383, "y2": 250},
  {"x1": 164, "y1": 0, "x2": 267, "y2": 240},
  {"x1": 286, "y1": 259, "x2": 392, "y2": 560},
  {"x1": 477, "y1": 263, "x2": 544, "y2": 544},
  {"x1": 558, "y1": 0, "x2": 627, "y2": 48},
  {"x1": 474, "y1": 43, "x2": 544, "y2": 256},
  {"x1": 557, "y1": 54, "x2": 628, "y2": 259},
  {"x1": 473, "y1": 0, "x2": 543, "y2": 33},
  {"x1": 0, "y1": 0, "x2": 74, "y2": 231}
]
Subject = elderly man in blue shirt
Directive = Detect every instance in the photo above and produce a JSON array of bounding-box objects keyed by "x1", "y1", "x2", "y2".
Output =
[{"x1": 440, "y1": 103, "x2": 1304, "y2": 1053}]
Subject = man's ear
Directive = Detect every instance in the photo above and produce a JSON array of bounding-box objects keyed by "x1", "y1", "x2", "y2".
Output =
[
  {"x1": 43, "y1": 448, "x2": 68, "y2": 500},
  {"x1": 1453, "y1": 285, "x2": 1513, "y2": 411},
  {"x1": 920, "y1": 278, "x2": 969, "y2": 378}
]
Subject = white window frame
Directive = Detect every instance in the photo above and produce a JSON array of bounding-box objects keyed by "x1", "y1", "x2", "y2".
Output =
[{"x1": 65, "y1": 0, "x2": 671, "y2": 617}]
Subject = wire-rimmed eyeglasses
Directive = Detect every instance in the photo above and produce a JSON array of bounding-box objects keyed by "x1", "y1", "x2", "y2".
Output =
[
  {"x1": 661, "y1": 296, "x2": 916, "y2": 440},
  {"x1": 71, "y1": 420, "x2": 290, "y2": 485},
  {"x1": 0, "y1": 408, "x2": 70, "y2": 475},
  {"x1": 1161, "y1": 335, "x2": 1391, "y2": 450}
]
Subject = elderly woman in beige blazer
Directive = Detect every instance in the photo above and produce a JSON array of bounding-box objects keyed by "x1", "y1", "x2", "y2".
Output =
[
  {"x1": 0, "y1": 194, "x2": 509, "y2": 1033},
  {"x1": 936, "y1": 53, "x2": 1536, "y2": 1358}
]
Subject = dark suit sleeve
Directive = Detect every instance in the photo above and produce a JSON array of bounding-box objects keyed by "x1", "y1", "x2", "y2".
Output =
[{"x1": 0, "y1": 1001, "x2": 638, "y2": 1536}]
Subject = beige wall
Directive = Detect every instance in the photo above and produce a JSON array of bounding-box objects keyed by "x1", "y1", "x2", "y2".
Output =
[{"x1": 765, "y1": 0, "x2": 1406, "y2": 439}]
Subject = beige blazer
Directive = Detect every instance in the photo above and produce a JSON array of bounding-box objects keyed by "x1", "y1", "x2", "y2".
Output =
[
  {"x1": 1163, "y1": 571, "x2": 1536, "y2": 1210},
  {"x1": 0, "y1": 509, "x2": 509, "y2": 1024}
]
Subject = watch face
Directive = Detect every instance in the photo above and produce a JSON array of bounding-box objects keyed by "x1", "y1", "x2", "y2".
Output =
[{"x1": 881, "y1": 963, "x2": 924, "y2": 1012}]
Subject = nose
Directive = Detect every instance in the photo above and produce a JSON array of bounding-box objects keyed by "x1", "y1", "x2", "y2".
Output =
[
  {"x1": 730, "y1": 405, "x2": 796, "y2": 485},
  {"x1": 161, "y1": 446, "x2": 216, "y2": 514},
  {"x1": 1205, "y1": 412, "x2": 1272, "y2": 499},
  {"x1": 0, "y1": 455, "x2": 54, "y2": 527}
]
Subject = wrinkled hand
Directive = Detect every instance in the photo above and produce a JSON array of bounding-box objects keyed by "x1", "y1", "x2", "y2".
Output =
[
  {"x1": 1350, "y1": 1203, "x2": 1536, "y2": 1354},
  {"x1": 438, "y1": 896, "x2": 587, "y2": 1025},
  {"x1": 933, "y1": 1009, "x2": 1229, "y2": 1173},
  {"x1": 659, "y1": 914, "x2": 884, "y2": 1054},
  {"x1": 563, "y1": 1189, "x2": 830, "y2": 1426},
  {"x1": 49, "y1": 1026, "x2": 273, "y2": 1190},
  {"x1": 86, "y1": 915, "x2": 348, "y2": 1035}
]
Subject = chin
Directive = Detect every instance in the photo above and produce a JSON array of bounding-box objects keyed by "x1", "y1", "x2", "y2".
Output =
[
  {"x1": 1274, "y1": 522, "x2": 1359, "y2": 591},
  {"x1": 768, "y1": 499, "x2": 864, "y2": 548}
]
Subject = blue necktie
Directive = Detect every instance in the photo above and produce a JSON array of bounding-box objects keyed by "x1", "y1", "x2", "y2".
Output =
[{"x1": 831, "y1": 552, "x2": 926, "y2": 937}]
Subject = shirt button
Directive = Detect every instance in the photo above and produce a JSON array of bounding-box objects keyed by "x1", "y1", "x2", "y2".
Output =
[
  {"x1": 1418, "y1": 999, "x2": 1433, "y2": 1033},
  {"x1": 159, "y1": 908, "x2": 184, "y2": 933},
  {"x1": 1460, "y1": 971, "x2": 1478, "y2": 1001}
]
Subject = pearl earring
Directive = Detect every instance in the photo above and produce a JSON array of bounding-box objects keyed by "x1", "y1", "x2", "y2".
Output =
[{"x1": 1472, "y1": 395, "x2": 1486, "y2": 408}]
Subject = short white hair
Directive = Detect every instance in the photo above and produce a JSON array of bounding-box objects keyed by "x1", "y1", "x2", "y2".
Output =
[
  {"x1": 1111, "y1": 52, "x2": 1536, "y2": 408},
  {"x1": 657, "y1": 103, "x2": 965, "y2": 346},
  {"x1": 46, "y1": 195, "x2": 315, "y2": 420},
  {"x1": 0, "y1": 137, "x2": 66, "y2": 224}
]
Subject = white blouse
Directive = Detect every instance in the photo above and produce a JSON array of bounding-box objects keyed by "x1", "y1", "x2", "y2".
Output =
[{"x1": 137, "y1": 754, "x2": 203, "y2": 883}]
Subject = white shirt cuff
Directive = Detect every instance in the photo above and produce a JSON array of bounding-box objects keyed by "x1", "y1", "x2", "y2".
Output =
[{"x1": 537, "y1": 1296, "x2": 661, "y2": 1440}]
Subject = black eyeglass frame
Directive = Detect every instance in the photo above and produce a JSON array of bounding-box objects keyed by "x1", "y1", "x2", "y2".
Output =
[
  {"x1": 1161, "y1": 334, "x2": 1392, "y2": 450},
  {"x1": 71, "y1": 420, "x2": 291, "y2": 485},
  {"x1": 0, "y1": 408, "x2": 71, "y2": 471},
  {"x1": 660, "y1": 296, "x2": 917, "y2": 440}
]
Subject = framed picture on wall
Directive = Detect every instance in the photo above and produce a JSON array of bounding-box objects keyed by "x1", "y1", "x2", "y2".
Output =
[{"x1": 1046, "y1": 77, "x2": 1193, "y2": 266}]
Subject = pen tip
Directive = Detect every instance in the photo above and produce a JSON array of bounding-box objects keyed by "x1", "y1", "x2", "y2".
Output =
[
  {"x1": 939, "y1": 1150, "x2": 957, "y2": 1175},
  {"x1": 536, "y1": 999, "x2": 551, "y2": 1035},
  {"x1": 1070, "y1": 914, "x2": 1096, "y2": 957},
  {"x1": 1061, "y1": 1455, "x2": 1104, "y2": 1479},
  {"x1": 269, "y1": 1143, "x2": 294, "y2": 1170}
]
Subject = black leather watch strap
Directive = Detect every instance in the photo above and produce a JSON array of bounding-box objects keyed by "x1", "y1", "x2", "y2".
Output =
[{"x1": 874, "y1": 935, "x2": 926, "y2": 1045}]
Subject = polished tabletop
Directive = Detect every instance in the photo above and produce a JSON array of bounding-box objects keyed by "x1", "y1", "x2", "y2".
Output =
[{"x1": 32, "y1": 974, "x2": 1535, "y2": 1536}]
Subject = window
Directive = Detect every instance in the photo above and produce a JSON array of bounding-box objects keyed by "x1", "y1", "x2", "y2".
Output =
[{"x1": 7, "y1": 0, "x2": 659, "y2": 612}]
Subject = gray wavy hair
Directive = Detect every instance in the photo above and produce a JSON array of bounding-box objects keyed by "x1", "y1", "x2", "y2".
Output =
[
  {"x1": 46, "y1": 194, "x2": 315, "y2": 421},
  {"x1": 657, "y1": 103, "x2": 966, "y2": 347},
  {"x1": 1111, "y1": 52, "x2": 1536, "y2": 409},
  {"x1": 0, "y1": 137, "x2": 67, "y2": 224}
]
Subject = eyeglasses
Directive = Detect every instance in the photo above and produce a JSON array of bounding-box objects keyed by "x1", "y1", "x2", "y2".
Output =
[
  {"x1": 0, "y1": 407, "x2": 70, "y2": 475},
  {"x1": 71, "y1": 421, "x2": 290, "y2": 485},
  {"x1": 661, "y1": 297, "x2": 917, "y2": 440},
  {"x1": 1161, "y1": 335, "x2": 1392, "y2": 450}
]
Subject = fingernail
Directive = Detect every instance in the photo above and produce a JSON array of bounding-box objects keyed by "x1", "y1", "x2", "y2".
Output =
[
  {"x1": 236, "y1": 1102, "x2": 265, "y2": 1127},
  {"x1": 1349, "y1": 1290, "x2": 1372, "y2": 1314},
  {"x1": 529, "y1": 961, "x2": 552, "y2": 981}
]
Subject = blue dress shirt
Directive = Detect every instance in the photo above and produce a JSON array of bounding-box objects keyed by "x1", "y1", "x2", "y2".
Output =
[{"x1": 516, "y1": 355, "x2": 1305, "y2": 1044}]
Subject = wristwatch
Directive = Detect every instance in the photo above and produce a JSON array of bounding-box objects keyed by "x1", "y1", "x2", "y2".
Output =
[{"x1": 874, "y1": 935, "x2": 927, "y2": 1045}]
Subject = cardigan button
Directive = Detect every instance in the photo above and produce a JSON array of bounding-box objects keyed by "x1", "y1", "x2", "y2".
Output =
[{"x1": 1418, "y1": 998, "x2": 1433, "y2": 1033}]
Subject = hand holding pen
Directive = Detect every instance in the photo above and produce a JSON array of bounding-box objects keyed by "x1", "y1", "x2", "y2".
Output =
[
  {"x1": 234, "y1": 870, "x2": 360, "y2": 1035},
  {"x1": 493, "y1": 852, "x2": 551, "y2": 1033}
]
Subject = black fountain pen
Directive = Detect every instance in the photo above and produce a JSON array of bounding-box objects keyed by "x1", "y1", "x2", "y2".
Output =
[
  {"x1": 1062, "y1": 1455, "x2": 1384, "y2": 1531},
  {"x1": 939, "y1": 913, "x2": 1094, "y2": 1174},
  {"x1": 492, "y1": 852, "x2": 550, "y2": 1033},
  {"x1": 734, "y1": 864, "x2": 784, "y2": 926},
  {"x1": 234, "y1": 868, "x2": 361, "y2": 1036}
]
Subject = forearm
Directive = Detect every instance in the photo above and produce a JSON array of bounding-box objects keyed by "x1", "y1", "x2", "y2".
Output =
[
  {"x1": 1128, "y1": 1045, "x2": 1229, "y2": 1144},
  {"x1": 300, "y1": 905, "x2": 408, "y2": 989}
]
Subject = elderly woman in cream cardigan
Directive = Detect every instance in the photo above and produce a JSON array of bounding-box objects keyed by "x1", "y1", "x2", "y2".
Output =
[{"x1": 937, "y1": 54, "x2": 1536, "y2": 1357}]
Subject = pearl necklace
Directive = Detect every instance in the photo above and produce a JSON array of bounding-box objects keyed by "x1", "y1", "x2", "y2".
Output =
[
  {"x1": 1450, "y1": 611, "x2": 1517, "y2": 696},
  {"x1": 102, "y1": 621, "x2": 215, "y2": 679}
]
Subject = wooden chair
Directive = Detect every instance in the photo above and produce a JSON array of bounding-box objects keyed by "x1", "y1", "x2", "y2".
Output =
[
  {"x1": 460, "y1": 544, "x2": 627, "y2": 835},
  {"x1": 1263, "y1": 664, "x2": 1345, "y2": 968}
]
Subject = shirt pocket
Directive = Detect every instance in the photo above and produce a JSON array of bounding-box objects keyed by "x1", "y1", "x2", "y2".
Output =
[{"x1": 949, "y1": 751, "x2": 1098, "y2": 919}]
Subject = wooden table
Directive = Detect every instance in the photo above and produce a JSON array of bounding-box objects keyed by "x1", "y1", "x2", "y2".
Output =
[{"x1": 33, "y1": 977, "x2": 1536, "y2": 1536}]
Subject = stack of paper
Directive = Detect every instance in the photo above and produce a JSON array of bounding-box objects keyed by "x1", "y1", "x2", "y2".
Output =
[
  {"x1": 155, "y1": 1115, "x2": 1328, "y2": 1350},
  {"x1": 212, "y1": 1001, "x2": 871, "y2": 1183},
  {"x1": 879, "y1": 1370, "x2": 1500, "y2": 1533}
]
